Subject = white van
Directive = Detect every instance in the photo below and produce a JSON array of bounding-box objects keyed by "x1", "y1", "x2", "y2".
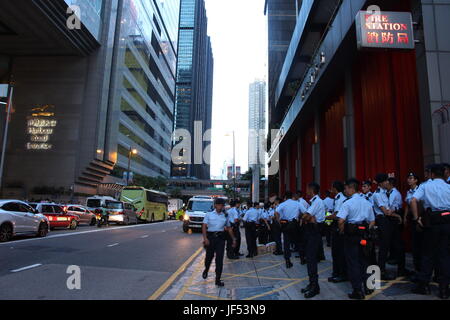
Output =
[
  {"x1": 86, "y1": 196, "x2": 116, "y2": 211},
  {"x1": 182, "y1": 196, "x2": 214, "y2": 233}
]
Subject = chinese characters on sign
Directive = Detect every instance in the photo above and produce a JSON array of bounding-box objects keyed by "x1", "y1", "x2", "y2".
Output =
[
  {"x1": 356, "y1": 11, "x2": 415, "y2": 50},
  {"x1": 26, "y1": 105, "x2": 57, "y2": 150}
]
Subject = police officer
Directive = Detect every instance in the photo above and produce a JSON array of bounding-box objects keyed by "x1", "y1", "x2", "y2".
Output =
[
  {"x1": 411, "y1": 164, "x2": 450, "y2": 299},
  {"x1": 202, "y1": 198, "x2": 236, "y2": 287},
  {"x1": 361, "y1": 181, "x2": 374, "y2": 203},
  {"x1": 243, "y1": 202, "x2": 259, "y2": 258},
  {"x1": 404, "y1": 172, "x2": 422, "y2": 274},
  {"x1": 373, "y1": 173, "x2": 404, "y2": 280},
  {"x1": 337, "y1": 178, "x2": 376, "y2": 300},
  {"x1": 385, "y1": 177, "x2": 408, "y2": 273},
  {"x1": 258, "y1": 203, "x2": 271, "y2": 245},
  {"x1": 300, "y1": 183, "x2": 326, "y2": 298},
  {"x1": 226, "y1": 200, "x2": 243, "y2": 259},
  {"x1": 442, "y1": 163, "x2": 450, "y2": 184},
  {"x1": 323, "y1": 190, "x2": 334, "y2": 248},
  {"x1": 270, "y1": 198, "x2": 283, "y2": 255},
  {"x1": 327, "y1": 181, "x2": 348, "y2": 283},
  {"x1": 275, "y1": 191, "x2": 307, "y2": 269}
]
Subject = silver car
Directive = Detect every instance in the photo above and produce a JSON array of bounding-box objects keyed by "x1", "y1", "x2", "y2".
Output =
[
  {"x1": 0, "y1": 200, "x2": 50, "y2": 242},
  {"x1": 66, "y1": 205, "x2": 97, "y2": 226}
]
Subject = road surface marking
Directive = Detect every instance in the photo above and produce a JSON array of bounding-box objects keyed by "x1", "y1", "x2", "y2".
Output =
[
  {"x1": 11, "y1": 264, "x2": 42, "y2": 273},
  {"x1": 141, "y1": 235, "x2": 149, "y2": 238},
  {"x1": 148, "y1": 246, "x2": 203, "y2": 300},
  {"x1": 0, "y1": 220, "x2": 179, "y2": 246},
  {"x1": 107, "y1": 243, "x2": 119, "y2": 247}
]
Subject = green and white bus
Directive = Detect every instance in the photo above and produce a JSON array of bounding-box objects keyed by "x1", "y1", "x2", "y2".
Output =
[{"x1": 120, "y1": 187, "x2": 168, "y2": 222}]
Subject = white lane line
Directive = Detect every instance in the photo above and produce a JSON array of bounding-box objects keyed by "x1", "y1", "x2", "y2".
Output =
[
  {"x1": 107, "y1": 243, "x2": 119, "y2": 248},
  {"x1": 11, "y1": 264, "x2": 42, "y2": 273},
  {"x1": 0, "y1": 220, "x2": 179, "y2": 246},
  {"x1": 141, "y1": 235, "x2": 149, "y2": 239}
]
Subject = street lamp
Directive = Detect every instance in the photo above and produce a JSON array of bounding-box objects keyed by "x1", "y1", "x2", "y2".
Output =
[
  {"x1": 127, "y1": 147, "x2": 138, "y2": 186},
  {"x1": 225, "y1": 131, "x2": 237, "y2": 200}
]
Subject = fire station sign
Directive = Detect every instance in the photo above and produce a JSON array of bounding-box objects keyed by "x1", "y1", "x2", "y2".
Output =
[{"x1": 356, "y1": 11, "x2": 415, "y2": 50}]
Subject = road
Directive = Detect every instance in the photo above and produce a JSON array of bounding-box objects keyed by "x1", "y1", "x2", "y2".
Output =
[{"x1": 0, "y1": 221, "x2": 203, "y2": 300}]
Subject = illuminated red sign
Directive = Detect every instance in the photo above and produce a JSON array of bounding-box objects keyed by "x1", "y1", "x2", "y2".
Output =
[{"x1": 356, "y1": 11, "x2": 415, "y2": 50}]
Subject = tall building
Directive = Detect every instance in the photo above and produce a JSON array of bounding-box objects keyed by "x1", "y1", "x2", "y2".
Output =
[
  {"x1": 0, "y1": 0, "x2": 180, "y2": 197},
  {"x1": 172, "y1": 0, "x2": 214, "y2": 180},
  {"x1": 248, "y1": 79, "x2": 266, "y2": 201},
  {"x1": 265, "y1": 0, "x2": 450, "y2": 196}
]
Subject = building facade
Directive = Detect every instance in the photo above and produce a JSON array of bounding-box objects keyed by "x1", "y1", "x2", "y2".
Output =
[
  {"x1": 0, "y1": 0, "x2": 180, "y2": 197},
  {"x1": 265, "y1": 0, "x2": 450, "y2": 196},
  {"x1": 172, "y1": 0, "x2": 214, "y2": 180},
  {"x1": 248, "y1": 79, "x2": 266, "y2": 201}
]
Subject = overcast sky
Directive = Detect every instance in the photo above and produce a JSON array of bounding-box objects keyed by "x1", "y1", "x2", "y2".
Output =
[{"x1": 204, "y1": 0, "x2": 268, "y2": 179}]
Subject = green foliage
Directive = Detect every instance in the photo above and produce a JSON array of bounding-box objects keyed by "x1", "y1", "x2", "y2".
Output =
[
  {"x1": 169, "y1": 188, "x2": 182, "y2": 199},
  {"x1": 133, "y1": 174, "x2": 168, "y2": 192}
]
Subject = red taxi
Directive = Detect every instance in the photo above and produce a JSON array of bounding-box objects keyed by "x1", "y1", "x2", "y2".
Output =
[{"x1": 29, "y1": 203, "x2": 80, "y2": 230}]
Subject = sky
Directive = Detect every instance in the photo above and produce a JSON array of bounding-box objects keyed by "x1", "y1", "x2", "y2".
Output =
[{"x1": 204, "y1": 0, "x2": 268, "y2": 179}]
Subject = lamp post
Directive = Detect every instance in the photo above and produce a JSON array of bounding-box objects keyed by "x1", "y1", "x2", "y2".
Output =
[
  {"x1": 127, "y1": 147, "x2": 138, "y2": 186},
  {"x1": 225, "y1": 131, "x2": 237, "y2": 200}
]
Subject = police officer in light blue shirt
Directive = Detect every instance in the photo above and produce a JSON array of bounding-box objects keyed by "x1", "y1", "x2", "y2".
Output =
[
  {"x1": 275, "y1": 192, "x2": 306, "y2": 268},
  {"x1": 337, "y1": 179, "x2": 375, "y2": 300},
  {"x1": 202, "y1": 198, "x2": 236, "y2": 287},
  {"x1": 361, "y1": 181, "x2": 374, "y2": 204},
  {"x1": 300, "y1": 183, "x2": 325, "y2": 298},
  {"x1": 226, "y1": 200, "x2": 243, "y2": 259},
  {"x1": 404, "y1": 172, "x2": 422, "y2": 274},
  {"x1": 373, "y1": 173, "x2": 408, "y2": 280},
  {"x1": 411, "y1": 164, "x2": 450, "y2": 299},
  {"x1": 243, "y1": 203, "x2": 260, "y2": 258},
  {"x1": 386, "y1": 178, "x2": 403, "y2": 212}
]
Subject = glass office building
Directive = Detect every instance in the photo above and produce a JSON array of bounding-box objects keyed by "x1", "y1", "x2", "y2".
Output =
[{"x1": 172, "y1": 0, "x2": 214, "y2": 180}]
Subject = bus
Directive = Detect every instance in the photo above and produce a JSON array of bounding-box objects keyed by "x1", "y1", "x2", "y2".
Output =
[{"x1": 120, "y1": 187, "x2": 168, "y2": 222}]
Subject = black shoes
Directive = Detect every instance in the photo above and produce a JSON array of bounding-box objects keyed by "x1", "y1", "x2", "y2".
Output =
[
  {"x1": 286, "y1": 260, "x2": 293, "y2": 269},
  {"x1": 348, "y1": 289, "x2": 365, "y2": 300},
  {"x1": 328, "y1": 276, "x2": 347, "y2": 283},
  {"x1": 215, "y1": 280, "x2": 225, "y2": 287},
  {"x1": 364, "y1": 286, "x2": 374, "y2": 296},
  {"x1": 411, "y1": 283, "x2": 431, "y2": 295},
  {"x1": 301, "y1": 284, "x2": 312, "y2": 294},
  {"x1": 202, "y1": 270, "x2": 208, "y2": 280},
  {"x1": 228, "y1": 255, "x2": 239, "y2": 260},
  {"x1": 303, "y1": 284, "x2": 320, "y2": 299}
]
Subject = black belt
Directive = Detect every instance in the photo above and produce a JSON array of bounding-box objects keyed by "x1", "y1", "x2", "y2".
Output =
[
  {"x1": 429, "y1": 210, "x2": 450, "y2": 225},
  {"x1": 207, "y1": 231, "x2": 225, "y2": 237}
]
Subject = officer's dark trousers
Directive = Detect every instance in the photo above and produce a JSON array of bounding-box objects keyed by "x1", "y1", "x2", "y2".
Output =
[
  {"x1": 376, "y1": 216, "x2": 405, "y2": 272},
  {"x1": 417, "y1": 223, "x2": 450, "y2": 287},
  {"x1": 244, "y1": 222, "x2": 257, "y2": 256},
  {"x1": 331, "y1": 223, "x2": 347, "y2": 277},
  {"x1": 205, "y1": 232, "x2": 226, "y2": 280},
  {"x1": 411, "y1": 221, "x2": 424, "y2": 272},
  {"x1": 258, "y1": 223, "x2": 269, "y2": 245},
  {"x1": 344, "y1": 233, "x2": 368, "y2": 291},
  {"x1": 297, "y1": 224, "x2": 306, "y2": 259},
  {"x1": 304, "y1": 223, "x2": 321, "y2": 285},
  {"x1": 281, "y1": 222, "x2": 297, "y2": 260},
  {"x1": 226, "y1": 224, "x2": 241, "y2": 257},
  {"x1": 271, "y1": 221, "x2": 283, "y2": 253}
]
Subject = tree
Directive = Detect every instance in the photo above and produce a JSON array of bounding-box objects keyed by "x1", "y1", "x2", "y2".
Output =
[{"x1": 169, "y1": 188, "x2": 182, "y2": 199}]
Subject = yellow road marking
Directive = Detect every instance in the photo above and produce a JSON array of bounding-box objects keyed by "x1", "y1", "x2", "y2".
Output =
[
  {"x1": 185, "y1": 290, "x2": 231, "y2": 300},
  {"x1": 222, "y1": 273, "x2": 306, "y2": 281},
  {"x1": 244, "y1": 266, "x2": 332, "y2": 300},
  {"x1": 175, "y1": 255, "x2": 205, "y2": 300},
  {"x1": 366, "y1": 277, "x2": 406, "y2": 300},
  {"x1": 147, "y1": 246, "x2": 203, "y2": 300}
]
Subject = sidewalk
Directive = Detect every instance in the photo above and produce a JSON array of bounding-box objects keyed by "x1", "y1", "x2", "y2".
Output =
[{"x1": 161, "y1": 230, "x2": 440, "y2": 300}]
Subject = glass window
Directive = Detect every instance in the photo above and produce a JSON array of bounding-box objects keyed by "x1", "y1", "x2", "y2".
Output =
[
  {"x1": 187, "y1": 201, "x2": 214, "y2": 212},
  {"x1": 2, "y1": 202, "x2": 21, "y2": 212}
]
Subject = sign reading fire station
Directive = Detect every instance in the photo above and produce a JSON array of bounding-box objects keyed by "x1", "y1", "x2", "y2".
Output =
[{"x1": 356, "y1": 11, "x2": 415, "y2": 50}]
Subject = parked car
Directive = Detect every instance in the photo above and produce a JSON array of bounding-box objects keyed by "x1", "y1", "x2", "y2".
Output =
[
  {"x1": 0, "y1": 200, "x2": 49, "y2": 242},
  {"x1": 29, "y1": 203, "x2": 80, "y2": 230},
  {"x1": 66, "y1": 205, "x2": 97, "y2": 226},
  {"x1": 105, "y1": 201, "x2": 138, "y2": 225}
]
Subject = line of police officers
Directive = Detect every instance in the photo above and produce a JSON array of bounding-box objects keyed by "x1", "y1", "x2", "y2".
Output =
[{"x1": 201, "y1": 162, "x2": 450, "y2": 299}]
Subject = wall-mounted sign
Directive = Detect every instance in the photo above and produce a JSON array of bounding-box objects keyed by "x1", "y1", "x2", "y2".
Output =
[
  {"x1": 356, "y1": 11, "x2": 415, "y2": 50},
  {"x1": 26, "y1": 105, "x2": 57, "y2": 150}
]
